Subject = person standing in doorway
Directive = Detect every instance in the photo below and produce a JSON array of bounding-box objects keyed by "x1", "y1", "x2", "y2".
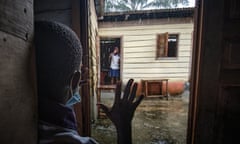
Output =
[{"x1": 109, "y1": 46, "x2": 120, "y2": 85}]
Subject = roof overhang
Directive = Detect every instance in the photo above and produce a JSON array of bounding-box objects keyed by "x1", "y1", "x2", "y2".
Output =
[{"x1": 98, "y1": 8, "x2": 194, "y2": 22}]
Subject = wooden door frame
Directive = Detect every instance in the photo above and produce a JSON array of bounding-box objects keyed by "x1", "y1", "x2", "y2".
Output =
[
  {"x1": 72, "y1": 0, "x2": 91, "y2": 136},
  {"x1": 187, "y1": 0, "x2": 202, "y2": 143},
  {"x1": 79, "y1": 0, "x2": 91, "y2": 136},
  {"x1": 187, "y1": 0, "x2": 227, "y2": 144},
  {"x1": 98, "y1": 36, "x2": 123, "y2": 86},
  {"x1": 73, "y1": 0, "x2": 206, "y2": 141}
]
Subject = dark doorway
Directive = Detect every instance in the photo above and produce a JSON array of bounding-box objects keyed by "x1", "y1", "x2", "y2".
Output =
[{"x1": 100, "y1": 37, "x2": 121, "y2": 85}]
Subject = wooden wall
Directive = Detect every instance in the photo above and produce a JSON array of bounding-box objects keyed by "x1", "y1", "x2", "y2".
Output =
[
  {"x1": 0, "y1": 0, "x2": 37, "y2": 143},
  {"x1": 34, "y1": 0, "x2": 72, "y2": 27},
  {"x1": 99, "y1": 18, "x2": 193, "y2": 84}
]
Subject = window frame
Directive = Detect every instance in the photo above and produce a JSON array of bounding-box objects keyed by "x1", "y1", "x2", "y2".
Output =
[
  {"x1": 156, "y1": 33, "x2": 179, "y2": 59},
  {"x1": 98, "y1": 36, "x2": 123, "y2": 86}
]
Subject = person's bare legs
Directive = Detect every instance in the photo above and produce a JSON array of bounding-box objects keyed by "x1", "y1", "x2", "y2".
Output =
[
  {"x1": 111, "y1": 77, "x2": 114, "y2": 85},
  {"x1": 112, "y1": 77, "x2": 118, "y2": 85},
  {"x1": 116, "y1": 77, "x2": 120, "y2": 84}
]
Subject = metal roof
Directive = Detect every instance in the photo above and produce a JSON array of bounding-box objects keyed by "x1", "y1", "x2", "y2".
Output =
[{"x1": 98, "y1": 8, "x2": 194, "y2": 22}]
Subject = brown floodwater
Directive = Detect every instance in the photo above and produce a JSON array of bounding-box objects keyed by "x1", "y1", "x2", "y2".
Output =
[{"x1": 91, "y1": 91, "x2": 189, "y2": 144}]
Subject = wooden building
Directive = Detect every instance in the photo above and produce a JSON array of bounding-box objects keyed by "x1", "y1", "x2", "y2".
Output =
[{"x1": 97, "y1": 8, "x2": 194, "y2": 96}]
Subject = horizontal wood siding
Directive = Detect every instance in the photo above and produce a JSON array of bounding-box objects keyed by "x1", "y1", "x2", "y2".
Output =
[{"x1": 99, "y1": 21, "x2": 193, "y2": 83}]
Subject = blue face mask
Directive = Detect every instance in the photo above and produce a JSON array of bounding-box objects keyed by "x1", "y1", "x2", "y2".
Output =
[{"x1": 66, "y1": 90, "x2": 81, "y2": 106}]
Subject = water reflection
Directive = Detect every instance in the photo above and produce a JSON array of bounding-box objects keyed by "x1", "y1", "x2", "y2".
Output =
[{"x1": 92, "y1": 91, "x2": 189, "y2": 144}]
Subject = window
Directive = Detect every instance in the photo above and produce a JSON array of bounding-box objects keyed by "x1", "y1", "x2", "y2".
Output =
[{"x1": 156, "y1": 33, "x2": 179, "y2": 58}]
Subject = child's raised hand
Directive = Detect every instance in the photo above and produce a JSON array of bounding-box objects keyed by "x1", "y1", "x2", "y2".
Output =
[{"x1": 98, "y1": 79, "x2": 143, "y2": 126}]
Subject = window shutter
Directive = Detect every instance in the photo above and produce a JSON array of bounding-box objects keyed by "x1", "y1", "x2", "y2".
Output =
[
  {"x1": 157, "y1": 33, "x2": 168, "y2": 57},
  {"x1": 164, "y1": 32, "x2": 168, "y2": 56}
]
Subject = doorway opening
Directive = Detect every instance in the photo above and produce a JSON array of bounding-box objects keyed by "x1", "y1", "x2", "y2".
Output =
[
  {"x1": 92, "y1": 1, "x2": 196, "y2": 144},
  {"x1": 99, "y1": 37, "x2": 121, "y2": 85},
  {"x1": 34, "y1": 0, "x2": 196, "y2": 143}
]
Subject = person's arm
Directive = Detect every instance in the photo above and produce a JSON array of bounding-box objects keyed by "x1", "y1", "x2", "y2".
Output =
[
  {"x1": 98, "y1": 79, "x2": 144, "y2": 144},
  {"x1": 109, "y1": 53, "x2": 112, "y2": 65}
]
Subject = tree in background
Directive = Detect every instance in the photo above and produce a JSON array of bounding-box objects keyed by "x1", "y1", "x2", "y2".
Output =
[
  {"x1": 105, "y1": 0, "x2": 189, "y2": 12},
  {"x1": 149, "y1": 0, "x2": 189, "y2": 9}
]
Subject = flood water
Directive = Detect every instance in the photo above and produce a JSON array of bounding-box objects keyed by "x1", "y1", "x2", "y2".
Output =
[{"x1": 91, "y1": 91, "x2": 189, "y2": 144}]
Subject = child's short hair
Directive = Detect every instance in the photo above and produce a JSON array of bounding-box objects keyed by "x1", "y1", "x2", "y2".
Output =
[{"x1": 35, "y1": 21, "x2": 82, "y2": 103}]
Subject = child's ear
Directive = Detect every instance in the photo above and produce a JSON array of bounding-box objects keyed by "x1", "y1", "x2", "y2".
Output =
[{"x1": 70, "y1": 71, "x2": 81, "y2": 90}]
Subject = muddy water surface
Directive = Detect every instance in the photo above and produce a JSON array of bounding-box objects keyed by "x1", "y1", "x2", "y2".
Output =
[{"x1": 92, "y1": 91, "x2": 189, "y2": 144}]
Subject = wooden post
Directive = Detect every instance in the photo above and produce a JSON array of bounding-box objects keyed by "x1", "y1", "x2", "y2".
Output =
[{"x1": 0, "y1": 0, "x2": 37, "y2": 143}]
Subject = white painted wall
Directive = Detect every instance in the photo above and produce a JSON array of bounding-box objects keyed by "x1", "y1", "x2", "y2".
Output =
[{"x1": 99, "y1": 20, "x2": 193, "y2": 83}]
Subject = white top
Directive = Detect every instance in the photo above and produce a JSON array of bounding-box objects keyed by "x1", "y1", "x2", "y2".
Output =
[{"x1": 110, "y1": 54, "x2": 120, "y2": 70}]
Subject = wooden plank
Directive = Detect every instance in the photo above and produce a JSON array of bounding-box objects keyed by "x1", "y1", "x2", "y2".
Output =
[
  {"x1": 72, "y1": 0, "x2": 80, "y2": 37},
  {"x1": 124, "y1": 36, "x2": 155, "y2": 42},
  {"x1": 124, "y1": 61, "x2": 190, "y2": 65},
  {"x1": 34, "y1": 0, "x2": 71, "y2": 13},
  {"x1": 123, "y1": 39, "x2": 191, "y2": 48},
  {"x1": 124, "y1": 57, "x2": 190, "y2": 63},
  {"x1": 99, "y1": 26, "x2": 193, "y2": 32},
  {"x1": 124, "y1": 76, "x2": 188, "y2": 81},
  {"x1": 123, "y1": 68, "x2": 189, "y2": 73},
  {"x1": 35, "y1": 10, "x2": 72, "y2": 27},
  {"x1": 0, "y1": 0, "x2": 33, "y2": 40},
  {"x1": 123, "y1": 73, "x2": 189, "y2": 79},
  {"x1": 124, "y1": 44, "x2": 191, "y2": 49},
  {"x1": 99, "y1": 26, "x2": 193, "y2": 34},
  {"x1": 124, "y1": 40, "x2": 155, "y2": 47},
  {"x1": 99, "y1": 23, "x2": 193, "y2": 31},
  {"x1": 123, "y1": 45, "x2": 192, "y2": 52},
  {"x1": 124, "y1": 51, "x2": 155, "y2": 58},
  {"x1": 181, "y1": 46, "x2": 193, "y2": 50},
  {"x1": 124, "y1": 46, "x2": 156, "y2": 52},
  {"x1": 100, "y1": 29, "x2": 193, "y2": 37},
  {"x1": 99, "y1": 16, "x2": 193, "y2": 26},
  {"x1": 123, "y1": 33, "x2": 192, "y2": 42},
  {"x1": 123, "y1": 71, "x2": 189, "y2": 75},
  {"x1": 124, "y1": 50, "x2": 191, "y2": 58},
  {"x1": 99, "y1": 17, "x2": 194, "y2": 27},
  {"x1": 99, "y1": 27, "x2": 193, "y2": 33},
  {"x1": 152, "y1": 32, "x2": 168, "y2": 57},
  {"x1": 121, "y1": 78, "x2": 187, "y2": 85},
  {"x1": 123, "y1": 73, "x2": 189, "y2": 78},
  {"x1": 178, "y1": 39, "x2": 192, "y2": 45},
  {"x1": 124, "y1": 63, "x2": 190, "y2": 68},
  {"x1": 100, "y1": 33, "x2": 192, "y2": 43},
  {"x1": 123, "y1": 38, "x2": 192, "y2": 44},
  {"x1": 79, "y1": 0, "x2": 90, "y2": 136},
  {"x1": 123, "y1": 40, "x2": 192, "y2": 53},
  {"x1": 99, "y1": 24, "x2": 193, "y2": 36},
  {"x1": 0, "y1": 30, "x2": 36, "y2": 143},
  {"x1": 178, "y1": 51, "x2": 192, "y2": 57}
]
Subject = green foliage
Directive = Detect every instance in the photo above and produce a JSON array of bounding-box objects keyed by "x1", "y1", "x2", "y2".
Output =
[
  {"x1": 105, "y1": 0, "x2": 190, "y2": 12},
  {"x1": 149, "y1": 0, "x2": 189, "y2": 8}
]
